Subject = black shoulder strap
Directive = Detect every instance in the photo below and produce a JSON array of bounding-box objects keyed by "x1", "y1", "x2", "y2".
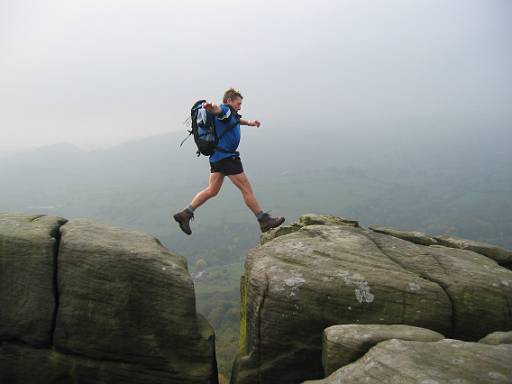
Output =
[
  {"x1": 214, "y1": 112, "x2": 241, "y2": 155},
  {"x1": 216, "y1": 113, "x2": 240, "y2": 141}
]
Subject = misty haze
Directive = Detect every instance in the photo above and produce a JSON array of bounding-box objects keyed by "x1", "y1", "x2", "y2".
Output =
[{"x1": 1, "y1": 1, "x2": 511, "y2": 383}]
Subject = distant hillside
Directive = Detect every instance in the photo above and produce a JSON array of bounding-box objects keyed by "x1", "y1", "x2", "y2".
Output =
[{"x1": 1, "y1": 119, "x2": 511, "y2": 268}]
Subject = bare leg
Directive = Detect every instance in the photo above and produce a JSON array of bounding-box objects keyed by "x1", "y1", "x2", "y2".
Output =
[
  {"x1": 227, "y1": 172, "x2": 262, "y2": 214},
  {"x1": 190, "y1": 172, "x2": 225, "y2": 209}
]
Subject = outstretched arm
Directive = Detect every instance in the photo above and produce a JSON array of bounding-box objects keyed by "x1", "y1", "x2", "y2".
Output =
[
  {"x1": 240, "y1": 119, "x2": 261, "y2": 127},
  {"x1": 203, "y1": 102, "x2": 222, "y2": 115}
]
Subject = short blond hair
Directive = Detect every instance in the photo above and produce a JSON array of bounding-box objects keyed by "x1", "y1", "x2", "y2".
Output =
[{"x1": 223, "y1": 88, "x2": 243, "y2": 103}]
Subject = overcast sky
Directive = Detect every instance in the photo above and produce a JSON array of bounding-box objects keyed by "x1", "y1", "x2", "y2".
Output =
[{"x1": 0, "y1": 0, "x2": 511, "y2": 150}]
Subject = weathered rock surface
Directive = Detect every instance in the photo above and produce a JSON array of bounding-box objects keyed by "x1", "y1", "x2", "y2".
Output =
[
  {"x1": 366, "y1": 231, "x2": 512, "y2": 340},
  {"x1": 260, "y1": 213, "x2": 359, "y2": 245},
  {"x1": 369, "y1": 225, "x2": 512, "y2": 268},
  {"x1": 479, "y1": 331, "x2": 512, "y2": 345},
  {"x1": 0, "y1": 339, "x2": 213, "y2": 384},
  {"x1": 231, "y1": 214, "x2": 512, "y2": 384},
  {"x1": 435, "y1": 234, "x2": 512, "y2": 268},
  {"x1": 0, "y1": 213, "x2": 67, "y2": 346},
  {"x1": 322, "y1": 324, "x2": 444, "y2": 376},
  {"x1": 368, "y1": 225, "x2": 439, "y2": 246},
  {"x1": 303, "y1": 339, "x2": 512, "y2": 384},
  {"x1": 0, "y1": 215, "x2": 218, "y2": 384}
]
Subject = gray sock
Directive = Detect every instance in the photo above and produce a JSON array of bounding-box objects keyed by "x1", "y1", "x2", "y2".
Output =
[
  {"x1": 185, "y1": 204, "x2": 195, "y2": 214},
  {"x1": 255, "y1": 210, "x2": 265, "y2": 221}
]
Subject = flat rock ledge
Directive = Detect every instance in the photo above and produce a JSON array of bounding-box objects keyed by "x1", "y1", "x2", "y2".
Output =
[
  {"x1": 303, "y1": 338, "x2": 512, "y2": 384},
  {"x1": 322, "y1": 324, "x2": 444, "y2": 376}
]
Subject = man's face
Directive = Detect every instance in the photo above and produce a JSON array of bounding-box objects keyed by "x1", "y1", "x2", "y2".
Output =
[{"x1": 227, "y1": 96, "x2": 242, "y2": 111}]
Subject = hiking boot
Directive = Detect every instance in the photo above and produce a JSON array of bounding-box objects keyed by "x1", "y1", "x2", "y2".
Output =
[
  {"x1": 173, "y1": 209, "x2": 195, "y2": 235},
  {"x1": 258, "y1": 211, "x2": 285, "y2": 233}
]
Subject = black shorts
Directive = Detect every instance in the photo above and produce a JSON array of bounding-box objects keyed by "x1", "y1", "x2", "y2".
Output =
[{"x1": 210, "y1": 156, "x2": 244, "y2": 175}]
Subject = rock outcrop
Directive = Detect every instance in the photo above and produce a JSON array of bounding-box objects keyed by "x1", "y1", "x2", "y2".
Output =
[
  {"x1": 321, "y1": 324, "x2": 444, "y2": 376},
  {"x1": 369, "y1": 225, "x2": 512, "y2": 269},
  {"x1": 0, "y1": 214, "x2": 218, "y2": 384},
  {"x1": 479, "y1": 331, "x2": 512, "y2": 345},
  {"x1": 303, "y1": 338, "x2": 512, "y2": 384},
  {"x1": 3, "y1": 211, "x2": 512, "y2": 384},
  {"x1": 0, "y1": 213, "x2": 66, "y2": 347},
  {"x1": 231, "y1": 213, "x2": 512, "y2": 384}
]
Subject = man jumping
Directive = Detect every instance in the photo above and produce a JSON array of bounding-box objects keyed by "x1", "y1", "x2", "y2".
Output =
[{"x1": 173, "y1": 88, "x2": 285, "y2": 235}]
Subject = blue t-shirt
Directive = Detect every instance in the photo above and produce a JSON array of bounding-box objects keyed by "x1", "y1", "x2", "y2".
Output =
[{"x1": 209, "y1": 104, "x2": 241, "y2": 163}]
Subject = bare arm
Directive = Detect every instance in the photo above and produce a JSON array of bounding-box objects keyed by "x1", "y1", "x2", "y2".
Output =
[
  {"x1": 203, "y1": 102, "x2": 222, "y2": 115},
  {"x1": 240, "y1": 118, "x2": 261, "y2": 127}
]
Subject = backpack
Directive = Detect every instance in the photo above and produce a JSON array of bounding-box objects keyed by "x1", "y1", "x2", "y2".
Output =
[{"x1": 179, "y1": 100, "x2": 240, "y2": 157}]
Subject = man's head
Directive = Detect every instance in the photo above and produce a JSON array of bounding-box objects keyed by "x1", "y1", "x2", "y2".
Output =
[{"x1": 223, "y1": 88, "x2": 243, "y2": 111}]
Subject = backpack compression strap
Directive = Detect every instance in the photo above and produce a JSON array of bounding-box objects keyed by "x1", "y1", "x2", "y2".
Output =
[
  {"x1": 179, "y1": 100, "x2": 206, "y2": 149},
  {"x1": 179, "y1": 129, "x2": 193, "y2": 147}
]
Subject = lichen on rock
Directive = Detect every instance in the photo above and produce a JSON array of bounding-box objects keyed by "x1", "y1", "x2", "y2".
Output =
[{"x1": 232, "y1": 213, "x2": 512, "y2": 384}]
